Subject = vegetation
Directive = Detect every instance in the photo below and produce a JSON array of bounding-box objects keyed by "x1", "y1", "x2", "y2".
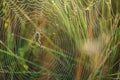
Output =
[{"x1": 0, "y1": 0, "x2": 120, "y2": 80}]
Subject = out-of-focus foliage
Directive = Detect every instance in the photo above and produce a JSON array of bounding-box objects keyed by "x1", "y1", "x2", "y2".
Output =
[{"x1": 0, "y1": 0, "x2": 120, "y2": 80}]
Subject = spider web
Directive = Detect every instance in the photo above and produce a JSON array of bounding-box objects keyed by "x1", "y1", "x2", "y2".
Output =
[{"x1": 0, "y1": 0, "x2": 76, "y2": 80}]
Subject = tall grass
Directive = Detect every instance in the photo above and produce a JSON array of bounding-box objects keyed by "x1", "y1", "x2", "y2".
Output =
[{"x1": 0, "y1": 0, "x2": 120, "y2": 80}]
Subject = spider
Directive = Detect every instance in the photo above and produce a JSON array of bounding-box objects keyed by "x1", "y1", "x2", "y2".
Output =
[{"x1": 32, "y1": 32, "x2": 42, "y2": 46}]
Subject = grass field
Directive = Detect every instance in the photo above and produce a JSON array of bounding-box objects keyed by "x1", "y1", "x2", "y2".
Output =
[{"x1": 0, "y1": 0, "x2": 120, "y2": 80}]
